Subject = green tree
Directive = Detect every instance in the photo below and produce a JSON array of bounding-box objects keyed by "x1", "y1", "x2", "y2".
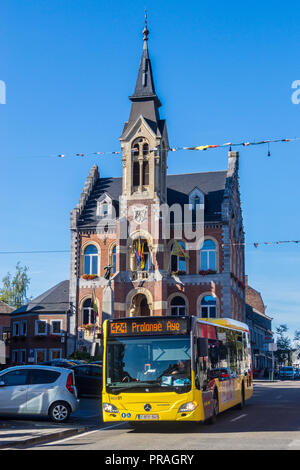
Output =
[
  {"x1": 293, "y1": 330, "x2": 300, "y2": 349},
  {"x1": 275, "y1": 324, "x2": 292, "y2": 365},
  {"x1": 0, "y1": 262, "x2": 30, "y2": 308}
]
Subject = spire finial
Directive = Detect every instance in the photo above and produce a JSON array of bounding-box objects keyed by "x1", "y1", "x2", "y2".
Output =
[{"x1": 143, "y1": 8, "x2": 149, "y2": 42}]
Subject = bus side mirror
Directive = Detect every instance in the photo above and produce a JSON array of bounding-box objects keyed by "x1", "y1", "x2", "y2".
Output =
[{"x1": 197, "y1": 338, "x2": 208, "y2": 357}]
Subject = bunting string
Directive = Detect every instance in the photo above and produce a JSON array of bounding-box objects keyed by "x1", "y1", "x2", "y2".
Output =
[
  {"x1": 221, "y1": 240, "x2": 300, "y2": 248},
  {"x1": 32, "y1": 135, "x2": 300, "y2": 158}
]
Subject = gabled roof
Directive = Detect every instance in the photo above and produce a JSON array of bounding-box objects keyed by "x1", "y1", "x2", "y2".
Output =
[
  {"x1": 77, "y1": 170, "x2": 227, "y2": 229},
  {"x1": 11, "y1": 280, "x2": 69, "y2": 315},
  {"x1": 0, "y1": 301, "x2": 14, "y2": 315}
]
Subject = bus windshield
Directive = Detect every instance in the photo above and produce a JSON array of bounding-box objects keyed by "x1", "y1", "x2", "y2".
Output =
[{"x1": 106, "y1": 336, "x2": 191, "y2": 394}]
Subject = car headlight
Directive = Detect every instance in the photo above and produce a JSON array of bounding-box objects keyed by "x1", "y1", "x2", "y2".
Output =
[
  {"x1": 178, "y1": 401, "x2": 198, "y2": 413},
  {"x1": 103, "y1": 402, "x2": 119, "y2": 413}
]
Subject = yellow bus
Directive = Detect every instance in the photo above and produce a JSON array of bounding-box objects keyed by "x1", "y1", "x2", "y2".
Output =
[{"x1": 102, "y1": 316, "x2": 253, "y2": 425}]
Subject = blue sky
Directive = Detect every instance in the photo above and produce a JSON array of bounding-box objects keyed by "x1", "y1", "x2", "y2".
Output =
[{"x1": 1, "y1": 0, "x2": 300, "y2": 338}]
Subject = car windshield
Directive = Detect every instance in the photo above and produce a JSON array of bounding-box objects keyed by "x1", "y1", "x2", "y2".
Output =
[
  {"x1": 281, "y1": 367, "x2": 293, "y2": 371},
  {"x1": 106, "y1": 336, "x2": 191, "y2": 394}
]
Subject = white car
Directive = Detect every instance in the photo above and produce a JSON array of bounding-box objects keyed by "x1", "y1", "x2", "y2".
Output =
[{"x1": 0, "y1": 365, "x2": 79, "y2": 422}]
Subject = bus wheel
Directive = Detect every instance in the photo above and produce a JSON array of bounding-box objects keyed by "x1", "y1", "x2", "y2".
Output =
[
  {"x1": 205, "y1": 393, "x2": 218, "y2": 425},
  {"x1": 237, "y1": 383, "x2": 245, "y2": 410}
]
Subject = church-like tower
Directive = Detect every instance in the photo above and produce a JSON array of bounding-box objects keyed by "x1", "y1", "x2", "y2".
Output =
[
  {"x1": 68, "y1": 15, "x2": 246, "y2": 356},
  {"x1": 120, "y1": 15, "x2": 169, "y2": 203}
]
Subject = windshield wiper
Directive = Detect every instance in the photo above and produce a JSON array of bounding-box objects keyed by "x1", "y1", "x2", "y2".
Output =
[{"x1": 107, "y1": 381, "x2": 163, "y2": 394}]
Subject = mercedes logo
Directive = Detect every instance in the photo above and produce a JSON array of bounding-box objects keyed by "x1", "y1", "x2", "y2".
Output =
[{"x1": 144, "y1": 403, "x2": 152, "y2": 412}]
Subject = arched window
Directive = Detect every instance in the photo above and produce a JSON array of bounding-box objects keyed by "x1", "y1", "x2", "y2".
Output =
[
  {"x1": 112, "y1": 245, "x2": 117, "y2": 274},
  {"x1": 142, "y1": 161, "x2": 149, "y2": 186},
  {"x1": 84, "y1": 245, "x2": 98, "y2": 275},
  {"x1": 82, "y1": 299, "x2": 96, "y2": 325},
  {"x1": 200, "y1": 239, "x2": 217, "y2": 271},
  {"x1": 133, "y1": 161, "x2": 140, "y2": 186},
  {"x1": 170, "y1": 296, "x2": 186, "y2": 316},
  {"x1": 143, "y1": 143, "x2": 149, "y2": 155},
  {"x1": 200, "y1": 295, "x2": 217, "y2": 318},
  {"x1": 171, "y1": 241, "x2": 187, "y2": 273},
  {"x1": 134, "y1": 239, "x2": 151, "y2": 271},
  {"x1": 131, "y1": 137, "x2": 149, "y2": 191}
]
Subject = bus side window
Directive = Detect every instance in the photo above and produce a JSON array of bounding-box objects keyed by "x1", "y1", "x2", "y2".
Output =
[{"x1": 194, "y1": 339, "x2": 208, "y2": 391}]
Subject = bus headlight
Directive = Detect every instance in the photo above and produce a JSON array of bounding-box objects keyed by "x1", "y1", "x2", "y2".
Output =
[
  {"x1": 178, "y1": 402, "x2": 198, "y2": 413},
  {"x1": 103, "y1": 403, "x2": 119, "y2": 413}
]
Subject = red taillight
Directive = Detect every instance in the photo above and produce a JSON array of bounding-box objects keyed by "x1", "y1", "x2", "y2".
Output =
[{"x1": 66, "y1": 373, "x2": 74, "y2": 394}]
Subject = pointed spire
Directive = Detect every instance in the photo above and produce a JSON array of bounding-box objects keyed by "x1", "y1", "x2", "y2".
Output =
[
  {"x1": 129, "y1": 11, "x2": 161, "y2": 107},
  {"x1": 143, "y1": 8, "x2": 149, "y2": 43},
  {"x1": 121, "y1": 12, "x2": 163, "y2": 138}
]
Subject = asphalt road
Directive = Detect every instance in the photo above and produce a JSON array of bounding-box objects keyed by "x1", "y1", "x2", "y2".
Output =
[{"x1": 26, "y1": 381, "x2": 300, "y2": 450}]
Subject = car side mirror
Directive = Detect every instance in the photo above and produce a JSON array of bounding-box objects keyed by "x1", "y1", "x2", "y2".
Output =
[
  {"x1": 197, "y1": 338, "x2": 208, "y2": 357},
  {"x1": 0, "y1": 381, "x2": 5, "y2": 387}
]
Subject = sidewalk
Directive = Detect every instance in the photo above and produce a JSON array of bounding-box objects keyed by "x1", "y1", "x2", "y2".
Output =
[
  {"x1": 0, "y1": 420, "x2": 93, "y2": 449},
  {"x1": 0, "y1": 398, "x2": 101, "y2": 449}
]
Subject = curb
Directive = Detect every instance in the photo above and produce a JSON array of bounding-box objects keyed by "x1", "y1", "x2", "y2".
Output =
[
  {"x1": 253, "y1": 380, "x2": 280, "y2": 383},
  {"x1": 0, "y1": 425, "x2": 92, "y2": 449}
]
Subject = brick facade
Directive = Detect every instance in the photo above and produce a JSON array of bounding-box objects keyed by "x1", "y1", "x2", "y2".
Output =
[{"x1": 68, "y1": 28, "x2": 246, "y2": 355}]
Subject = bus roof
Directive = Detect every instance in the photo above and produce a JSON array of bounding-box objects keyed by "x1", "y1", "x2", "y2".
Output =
[{"x1": 197, "y1": 317, "x2": 250, "y2": 332}]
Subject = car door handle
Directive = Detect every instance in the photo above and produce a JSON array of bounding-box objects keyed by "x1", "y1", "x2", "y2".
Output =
[{"x1": 18, "y1": 388, "x2": 26, "y2": 391}]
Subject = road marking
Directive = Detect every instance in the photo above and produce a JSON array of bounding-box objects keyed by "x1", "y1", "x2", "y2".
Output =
[
  {"x1": 230, "y1": 414, "x2": 247, "y2": 422},
  {"x1": 42, "y1": 423, "x2": 125, "y2": 446}
]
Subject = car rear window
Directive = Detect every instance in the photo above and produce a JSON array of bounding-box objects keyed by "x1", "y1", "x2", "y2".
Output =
[{"x1": 30, "y1": 369, "x2": 61, "y2": 384}]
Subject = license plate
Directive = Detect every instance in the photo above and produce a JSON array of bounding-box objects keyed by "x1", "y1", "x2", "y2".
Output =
[{"x1": 138, "y1": 414, "x2": 159, "y2": 420}]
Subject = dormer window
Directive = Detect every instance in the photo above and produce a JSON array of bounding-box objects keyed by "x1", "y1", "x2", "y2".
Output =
[
  {"x1": 102, "y1": 202, "x2": 108, "y2": 217},
  {"x1": 96, "y1": 194, "x2": 112, "y2": 218},
  {"x1": 189, "y1": 188, "x2": 205, "y2": 209}
]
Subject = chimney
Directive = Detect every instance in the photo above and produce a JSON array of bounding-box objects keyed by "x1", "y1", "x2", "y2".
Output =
[{"x1": 228, "y1": 151, "x2": 239, "y2": 177}]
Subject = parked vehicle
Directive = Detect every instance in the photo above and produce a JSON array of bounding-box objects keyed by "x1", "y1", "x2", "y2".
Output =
[
  {"x1": 67, "y1": 360, "x2": 87, "y2": 364},
  {"x1": 40, "y1": 359, "x2": 77, "y2": 368},
  {"x1": 0, "y1": 365, "x2": 79, "y2": 422},
  {"x1": 279, "y1": 366, "x2": 295, "y2": 380},
  {"x1": 294, "y1": 368, "x2": 300, "y2": 379},
  {"x1": 71, "y1": 364, "x2": 102, "y2": 397}
]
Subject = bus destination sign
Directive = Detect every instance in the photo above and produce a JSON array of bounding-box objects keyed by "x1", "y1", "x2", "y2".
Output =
[{"x1": 108, "y1": 317, "x2": 189, "y2": 337}]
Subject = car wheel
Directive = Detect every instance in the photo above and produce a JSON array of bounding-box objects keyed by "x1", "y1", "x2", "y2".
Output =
[{"x1": 48, "y1": 401, "x2": 71, "y2": 423}]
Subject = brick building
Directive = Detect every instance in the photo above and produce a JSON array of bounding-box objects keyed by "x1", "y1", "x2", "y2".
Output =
[
  {"x1": 0, "y1": 301, "x2": 14, "y2": 364},
  {"x1": 245, "y1": 276, "x2": 273, "y2": 371},
  {"x1": 67, "y1": 23, "x2": 246, "y2": 355},
  {"x1": 10, "y1": 281, "x2": 69, "y2": 364}
]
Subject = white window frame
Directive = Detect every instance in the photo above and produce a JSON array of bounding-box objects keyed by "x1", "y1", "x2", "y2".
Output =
[
  {"x1": 21, "y1": 320, "x2": 27, "y2": 336},
  {"x1": 49, "y1": 349, "x2": 62, "y2": 360},
  {"x1": 50, "y1": 320, "x2": 62, "y2": 335},
  {"x1": 200, "y1": 239, "x2": 217, "y2": 271},
  {"x1": 11, "y1": 350, "x2": 18, "y2": 362},
  {"x1": 12, "y1": 322, "x2": 20, "y2": 337},
  {"x1": 200, "y1": 296, "x2": 218, "y2": 318},
  {"x1": 11, "y1": 349, "x2": 26, "y2": 363},
  {"x1": 35, "y1": 348, "x2": 47, "y2": 363},
  {"x1": 35, "y1": 320, "x2": 48, "y2": 336},
  {"x1": 83, "y1": 245, "x2": 99, "y2": 275},
  {"x1": 96, "y1": 194, "x2": 113, "y2": 217}
]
